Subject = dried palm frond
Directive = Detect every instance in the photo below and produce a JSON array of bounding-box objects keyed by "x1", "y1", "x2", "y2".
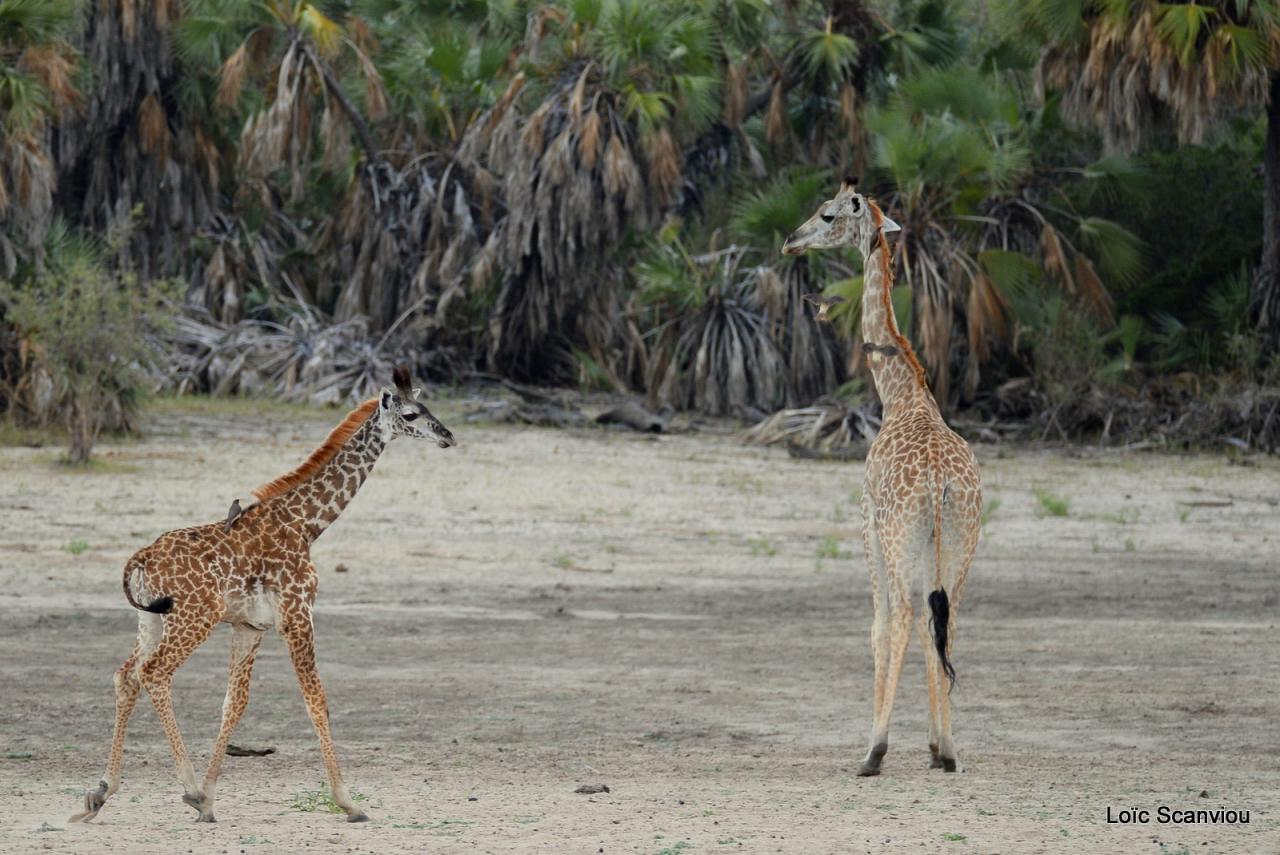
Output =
[{"x1": 741, "y1": 396, "x2": 880, "y2": 451}]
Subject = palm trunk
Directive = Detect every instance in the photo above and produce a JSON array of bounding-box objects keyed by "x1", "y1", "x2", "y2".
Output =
[
  {"x1": 1254, "y1": 70, "x2": 1280, "y2": 355},
  {"x1": 303, "y1": 40, "x2": 384, "y2": 168}
]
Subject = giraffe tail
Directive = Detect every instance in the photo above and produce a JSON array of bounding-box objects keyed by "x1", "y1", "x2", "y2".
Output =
[
  {"x1": 928, "y1": 589, "x2": 956, "y2": 688},
  {"x1": 929, "y1": 475, "x2": 956, "y2": 689},
  {"x1": 122, "y1": 561, "x2": 174, "y2": 614}
]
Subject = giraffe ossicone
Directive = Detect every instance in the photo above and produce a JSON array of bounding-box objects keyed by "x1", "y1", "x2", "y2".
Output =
[
  {"x1": 70, "y1": 365, "x2": 453, "y2": 825},
  {"x1": 784, "y1": 181, "x2": 982, "y2": 776}
]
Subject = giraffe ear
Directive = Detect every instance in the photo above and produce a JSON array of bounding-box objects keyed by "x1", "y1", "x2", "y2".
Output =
[
  {"x1": 880, "y1": 215, "x2": 901, "y2": 233},
  {"x1": 391, "y1": 364, "x2": 412, "y2": 395},
  {"x1": 411, "y1": 387, "x2": 421, "y2": 400},
  {"x1": 380, "y1": 389, "x2": 394, "y2": 410}
]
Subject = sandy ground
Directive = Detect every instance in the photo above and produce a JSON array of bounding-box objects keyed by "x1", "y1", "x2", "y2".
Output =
[{"x1": 0, "y1": 397, "x2": 1278, "y2": 855}]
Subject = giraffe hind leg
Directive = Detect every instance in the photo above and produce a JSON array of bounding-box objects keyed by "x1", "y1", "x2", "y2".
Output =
[
  {"x1": 138, "y1": 605, "x2": 220, "y2": 818},
  {"x1": 70, "y1": 613, "x2": 162, "y2": 822},
  {"x1": 916, "y1": 615, "x2": 944, "y2": 768},
  {"x1": 933, "y1": 485, "x2": 980, "y2": 772}
]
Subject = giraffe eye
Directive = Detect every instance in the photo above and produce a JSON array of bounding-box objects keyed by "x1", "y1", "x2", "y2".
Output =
[
  {"x1": 821, "y1": 214, "x2": 835, "y2": 224},
  {"x1": 403, "y1": 412, "x2": 418, "y2": 422}
]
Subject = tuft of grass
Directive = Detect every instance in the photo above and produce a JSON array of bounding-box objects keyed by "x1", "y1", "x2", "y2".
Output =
[
  {"x1": 817, "y1": 536, "x2": 840, "y2": 560},
  {"x1": 290, "y1": 785, "x2": 369, "y2": 814},
  {"x1": 747, "y1": 537, "x2": 777, "y2": 557},
  {"x1": 1095, "y1": 507, "x2": 1140, "y2": 524},
  {"x1": 941, "y1": 832, "x2": 967, "y2": 842},
  {"x1": 5, "y1": 751, "x2": 34, "y2": 760},
  {"x1": 551, "y1": 552, "x2": 575, "y2": 569},
  {"x1": 66, "y1": 540, "x2": 89, "y2": 556},
  {"x1": 1178, "y1": 508, "x2": 1191, "y2": 523},
  {"x1": 656, "y1": 843, "x2": 692, "y2": 855},
  {"x1": 1124, "y1": 538, "x2": 1136, "y2": 552},
  {"x1": 1032, "y1": 488, "x2": 1070, "y2": 517},
  {"x1": 980, "y1": 497, "x2": 1001, "y2": 526}
]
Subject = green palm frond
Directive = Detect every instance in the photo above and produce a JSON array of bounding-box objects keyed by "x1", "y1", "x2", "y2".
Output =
[
  {"x1": 1204, "y1": 262, "x2": 1251, "y2": 334},
  {"x1": 1156, "y1": 3, "x2": 1218, "y2": 66},
  {"x1": 883, "y1": 0, "x2": 965, "y2": 76},
  {"x1": 790, "y1": 17, "x2": 860, "y2": 84},
  {"x1": 672, "y1": 73, "x2": 719, "y2": 132},
  {"x1": 0, "y1": 0, "x2": 81, "y2": 45},
  {"x1": 729, "y1": 168, "x2": 830, "y2": 247},
  {"x1": 978, "y1": 249, "x2": 1041, "y2": 299},
  {"x1": 596, "y1": 0, "x2": 675, "y2": 78},
  {"x1": 1075, "y1": 216, "x2": 1145, "y2": 288},
  {"x1": 0, "y1": 68, "x2": 49, "y2": 132},
  {"x1": 1007, "y1": 0, "x2": 1089, "y2": 42}
]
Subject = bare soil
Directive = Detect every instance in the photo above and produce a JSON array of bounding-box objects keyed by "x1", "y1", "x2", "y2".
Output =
[{"x1": 1, "y1": 399, "x2": 1278, "y2": 854}]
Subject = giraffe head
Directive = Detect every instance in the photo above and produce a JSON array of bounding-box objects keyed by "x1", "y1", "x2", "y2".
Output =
[
  {"x1": 378, "y1": 365, "x2": 456, "y2": 448},
  {"x1": 781, "y1": 177, "x2": 900, "y2": 257}
]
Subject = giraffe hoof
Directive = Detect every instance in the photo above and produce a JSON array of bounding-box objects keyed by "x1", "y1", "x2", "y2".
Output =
[
  {"x1": 347, "y1": 811, "x2": 370, "y2": 823},
  {"x1": 858, "y1": 742, "x2": 887, "y2": 776},
  {"x1": 70, "y1": 782, "x2": 108, "y2": 822},
  {"x1": 930, "y1": 756, "x2": 946, "y2": 769},
  {"x1": 941, "y1": 758, "x2": 957, "y2": 773},
  {"x1": 195, "y1": 812, "x2": 216, "y2": 823}
]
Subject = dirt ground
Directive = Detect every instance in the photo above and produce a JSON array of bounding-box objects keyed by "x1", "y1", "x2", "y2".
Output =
[{"x1": 1, "y1": 397, "x2": 1277, "y2": 855}]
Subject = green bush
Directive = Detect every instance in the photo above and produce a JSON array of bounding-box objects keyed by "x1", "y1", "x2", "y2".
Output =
[{"x1": 0, "y1": 242, "x2": 176, "y2": 463}]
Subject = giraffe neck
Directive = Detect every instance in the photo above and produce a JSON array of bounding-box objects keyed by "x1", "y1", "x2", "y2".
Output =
[
  {"x1": 278, "y1": 414, "x2": 388, "y2": 542},
  {"x1": 860, "y1": 239, "x2": 936, "y2": 419}
]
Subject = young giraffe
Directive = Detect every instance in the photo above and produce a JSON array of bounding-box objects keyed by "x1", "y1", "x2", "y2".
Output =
[
  {"x1": 783, "y1": 179, "x2": 981, "y2": 776},
  {"x1": 70, "y1": 366, "x2": 455, "y2": 824}
]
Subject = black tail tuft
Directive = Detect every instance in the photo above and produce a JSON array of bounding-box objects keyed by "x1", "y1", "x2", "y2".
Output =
[
  {"x1": 928, "y1": 589, "x2": 956, "y2": 690},
  {"x1": 141, "y1": 596, "x2": 174, "y2": 614}
]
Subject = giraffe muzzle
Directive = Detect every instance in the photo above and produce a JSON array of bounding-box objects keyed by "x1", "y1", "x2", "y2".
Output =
[{"x1": 433, "y1": 424, "x2": 457, "y2": 448}]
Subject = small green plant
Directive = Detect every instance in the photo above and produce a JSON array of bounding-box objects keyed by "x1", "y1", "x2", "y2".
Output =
[
  {"x1": 66, "y1": 539, "x2": 89, "y2": 556},
  {"x1": 941, "y1": 832, "x2": 967, "y2": 842},
  {"x1": 817, "y1": 536, "x2": 840, "y2": 559},
  {"x1": 551, "y1": 552, "x2": 575, "y2": 569},
  {"x1": 1033, "y1": 488, "x2": 1070, "y2": 517},
  {"x1": 747, "y1": 537, "x2": 777, "y2": 557},
  {"x1": 980, "y1": 498, "x2": 1001, "y2": 526},
  {"x1": 1124, "y1": 538, "x2": 1136, "y2": 552},
  {"x1": 1178, "y1": 508, "x2": 1191, "y2": 523},
  {"x1": 290, "y1": 785, "x2": 368, "y2": 814},
  {"x1": 656, "y1": 843, "x2": 692, "y2": 855}
]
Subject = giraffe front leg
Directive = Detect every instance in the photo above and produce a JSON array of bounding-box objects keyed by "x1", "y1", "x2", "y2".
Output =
[
  {"x1": 280, "y1": 604, "x2": 368, "y2": 823},
  {"x1": 860, "y1": 548, "x2": 914, "y2": 777},
  {"x1": 196, "y1": 625, "x2": 264, "y2": 823},
  {"x1": 858, "y1": 499, "x2": 891, "y2": 777}
]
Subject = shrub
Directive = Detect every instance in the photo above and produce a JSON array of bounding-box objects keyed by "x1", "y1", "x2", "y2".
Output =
[{"x1": 0, "y1": 243, "x2": 176, "y2": 463}]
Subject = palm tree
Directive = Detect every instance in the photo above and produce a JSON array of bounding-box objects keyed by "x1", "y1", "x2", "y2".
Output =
[
  {"x1": 1011, "y1": 0, "x2": 1280, "y2": 354},
  {"x1": 0, "y1": 0, "x2": 82, "y2": 273},
  {"x1": 849, "y1": 66, "x2": 1143, "y2": 404}
]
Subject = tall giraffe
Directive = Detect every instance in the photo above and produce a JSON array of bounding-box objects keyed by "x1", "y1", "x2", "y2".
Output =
[
  {"x1": 70, "y1": 366, "x2": 455, "y2": 824},
  {"x1": 783, "y1": 179, "x2": 981, "y2": 776}
]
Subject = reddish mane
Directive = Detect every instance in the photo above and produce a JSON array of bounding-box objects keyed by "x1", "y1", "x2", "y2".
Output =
[
  {"x1": 868, "y1": 201, "x2": 929, "y2": 391},
  {"x1": 251, "y1": 398, "x2": 379, "y2": 502}
]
